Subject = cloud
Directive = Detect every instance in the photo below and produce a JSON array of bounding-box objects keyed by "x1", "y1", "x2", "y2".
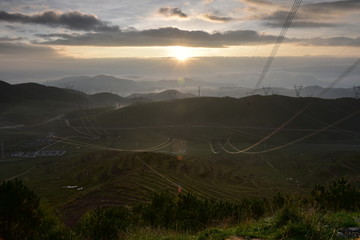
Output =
[
  {"x1": 158, "y1": 7, "x2": 188, "y2": 18},
  {"x1": 0, "y1": 42, "x2": 57, "y2": 57},
  {"x1": 202, "y1": 14, "x2": 235, "y2": 23},
  {"x1": 38, "y1": 27, "x2": 283, "y2": 47},
  {"x1": 302, "y1": 37, "x2": 360, "y2": 47},
  {"x1": 0, "y1": 10, "x2": 119, "y2": 32},
  {"x1": 255, "y1": 0, "x2": 360, "y2": 28},
  {"x1": 303, "y1": 0, "x2": 360, "y2": 14},
  {"x1": 0, "y1": 36, "x2": 23, "y2": 41},
  {"x1": 37, "y1": 27, "x2": 360, "y2": 48},
  {"x1": 265, "y1": 21, "x2": 337, "y2": 28},
  {"x1": 242, "y1": 0, "x2": 272, "y2": 6},
  {"x1": 262, "y1": 10, "x2": 338, "y2": 28}
]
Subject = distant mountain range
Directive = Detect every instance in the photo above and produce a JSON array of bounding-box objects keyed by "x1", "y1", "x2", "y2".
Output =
[{"x1": 48, "y1": 74, "x2": 357, "y2": 99}]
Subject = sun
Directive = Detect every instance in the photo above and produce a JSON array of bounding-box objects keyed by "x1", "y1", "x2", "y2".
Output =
[{"x1": 170, "y1": 46, "x2": 192, "y2": 61}]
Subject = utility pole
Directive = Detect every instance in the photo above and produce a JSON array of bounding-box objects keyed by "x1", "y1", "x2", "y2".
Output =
[
  {"x1": 0, "y1": 139, "x2": 5, "y2": 160},
  {"x1": 294, "y1": 85, "x2": 303, "y2": 98},
  {"x1": 354, "y1": 86, "x2": 360, "y2": 99}
]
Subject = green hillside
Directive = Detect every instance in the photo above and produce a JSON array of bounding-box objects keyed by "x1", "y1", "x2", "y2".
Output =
[
  {"x1": 1, "y1": 94, "x2": 359, "y2": 227},
  {"x1": 94, "y1": 96, "x2": 360, "y2": 130}
]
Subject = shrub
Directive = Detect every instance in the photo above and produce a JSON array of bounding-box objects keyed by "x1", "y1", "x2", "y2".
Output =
[
  {"x1": 76, "y1": 206, "x2": 131, "y2": 240},
  {"x1": 0, "y1": 179, "x2": 43, "y2": 240},
  {"x1": 311, "y1": 178, "x2": 360, "y2": 211},
  {"x1": 274, "y1": 204, "x2": 303, "y2": 228},
  {"x1": 197, "y1": 228, "x2": 229, "y2": 240}
]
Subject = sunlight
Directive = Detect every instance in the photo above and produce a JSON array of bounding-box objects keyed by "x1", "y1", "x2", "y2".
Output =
[{"x1": 169, "y1": 46, "x2": 193, "y2": 61}]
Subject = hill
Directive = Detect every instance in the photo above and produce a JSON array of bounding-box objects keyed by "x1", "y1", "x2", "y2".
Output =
[
  {"x1": 0, "y1": 80, "x2": 200, "y2": 125},
  {"x1": 48, "y1": 74, "x2": 142, "y2": 95},
  {"x1": 1, "y1": 94, "x2": 359, "y2": 228},
  {"x1": 0, "y1": 80, "x2": 90, "y2": 103},
  {"x1": 93, "y1": 95, "x2": 360, "y2": 131},
  {"x1": 128, "y1": 89, "x2": 196, "y2": 101}
]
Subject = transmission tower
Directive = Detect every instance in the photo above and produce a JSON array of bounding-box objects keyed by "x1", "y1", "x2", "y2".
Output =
[
  {"x1": 262, "y1": 87, "x2": 271, "y2": 96},
  {"x1": 272, "y1": 90, "x2": 280, "y2": 95},
  {"x1": 354, "y1": 86, "x2": 360, "y2": 98},
  {"x1": 294, "y1": 85, "x2": 303, "y2": 97}
]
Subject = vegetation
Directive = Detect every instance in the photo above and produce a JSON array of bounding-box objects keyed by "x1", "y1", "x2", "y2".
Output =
[
  {"x1": 0, "y1": 178, "x2": 359, "y2": 240},
  {"x1": 1, "y1": 94, "x2": 360, "y2": 239},
  {"x1": 0, "y1": 179, "x2": 43, "y2": 240}
]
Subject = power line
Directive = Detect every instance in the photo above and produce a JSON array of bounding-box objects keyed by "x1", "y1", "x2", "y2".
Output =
[
  {"x1": 252, "y1": 0, "x2": 302, "y2": 92},
  {"x1": 220, "y1": 109, "x2": 360, "y2": 154},
  {"x1": 54, "y1": 136, "x2": 174, "y2": 153},
  {"x1": 136, "y1": 156, "x2": 178, "y2": 187},
  {"x1": 225, "y1": 57, "x2": 360, "y2": 154}
]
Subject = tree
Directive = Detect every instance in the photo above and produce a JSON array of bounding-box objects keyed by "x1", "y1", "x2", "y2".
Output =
[{"x1": 0, "y1": 179, "x2": 43, "y2": 240}]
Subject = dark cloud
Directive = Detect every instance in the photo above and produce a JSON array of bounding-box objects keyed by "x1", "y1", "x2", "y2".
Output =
[
  {"x1": 0, "y1": 36, "x2": 23, "y2": 41},
  {"x1": 39, "y1": 27, "x2": 283, "y2": 47},
  {"x1": 302, "y1": 37, "x2": 360, "y2": 47},
  {"x1": 0, "y1": 10, "x2": 119, "y2": 32},
  {"x1": 37, "y1": 27, "x2": 360, "y2": 48},
  {"x1": 158, "y1": 7, "x2": 188, "y2": 18},
  {"x1": 303, "y1": 0, "x2": 360, "y2": 14},
  {"x1": 261, "y1": 10, "x2": 338, "y2": 28},
  {"x1": 242, "y1": 0, "x2": 272, "y2": 5},
  {"x1": 202, "y1": 14, "x2": 235, "y2": 23},
  {"x1": 258, "y1": 0, "x2": 360, "y2": 28},
  {"x1": 266, "y1": 21, "x2": 337, "y2": 28}
]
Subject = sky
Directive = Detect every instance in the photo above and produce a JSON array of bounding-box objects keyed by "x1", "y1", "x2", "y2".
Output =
[{"x1": 0, "y1": 0, "x2": 359, "y2": 87}]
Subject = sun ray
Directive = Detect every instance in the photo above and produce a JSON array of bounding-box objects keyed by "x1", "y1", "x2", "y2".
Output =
[{"x1": 169, "y1": 46, "x2": 192, "y2": 61}]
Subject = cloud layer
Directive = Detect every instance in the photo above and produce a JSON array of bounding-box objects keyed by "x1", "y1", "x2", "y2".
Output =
[
  {"x1": 0, "y1": 10, "x2": 119, "y2": 32},
  {"x1": 39, "y1": 27, "x2": 282, "y2": 47}
]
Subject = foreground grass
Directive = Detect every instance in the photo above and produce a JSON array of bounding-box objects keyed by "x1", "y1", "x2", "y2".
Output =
[
  {"x1": 123, "y1": 210, "x2": 360, "y2": 240},
  {"x1": 2, "y1": 178, "x2": 360, "y2": 240}
]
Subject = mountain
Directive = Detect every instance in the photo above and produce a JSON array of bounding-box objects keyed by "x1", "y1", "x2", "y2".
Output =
[
  {"x1": 207, "y1": 72, "x2": 330, "y2": 88},
  {"x1": 0, "y1": 80, "x2": 90, "y2": 104},
  {"x1": 0, "y1": 80, "x2": 200, "y2": 125},
  {"x1": 194, "y1": 85, "x2": 355, "y2": 99},
  {"x1": 48, "y1": 74, "x2": 142, "y2": 96},
  {"x1": 92, "y1": 95, "x2": 360, "y2": 135},
  {"x1": 140, "y1": 78, "x2": 221, "y2": 89},
  {"x1": 128, "y1": 89, "x2": 196, "y2": 101},
  {"x1": 48, "y1": 74, "x2": 357, "y2": 99}
]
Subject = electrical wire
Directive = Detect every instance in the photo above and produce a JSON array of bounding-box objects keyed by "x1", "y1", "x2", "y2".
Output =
[
  {"x1": 224, "y1": 57, "x2": 360, "y2": 154},
  {"x1": 53, "y1": 136, "x2": 174, "y2": 152},
  {"x1": 220, "y1": 109, "x2": 360, "y2": 154},
  {"x1": 252, "y1": 0, "x2": 302, "y2": 92}
]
